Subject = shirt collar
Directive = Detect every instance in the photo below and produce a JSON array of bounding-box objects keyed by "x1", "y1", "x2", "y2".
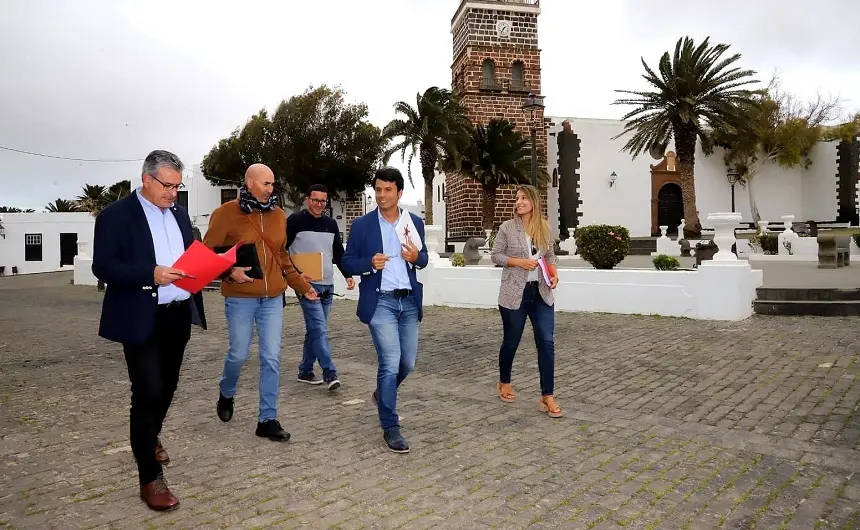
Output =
[
  {"x1": 136, "y1": 187, "x2": 172, "y2": 213},
  {"x1": 377, "y1": 207, "x2": 401, "y2": 225}
]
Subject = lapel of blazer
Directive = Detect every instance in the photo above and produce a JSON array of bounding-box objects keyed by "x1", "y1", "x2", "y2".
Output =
[
  {"x1": 513, "y1": 216, "x2": 529, "y2": 258},
  {"x1": 129, "y1": 190, "x2": 156, "y2": 262},
  {"x1": 371, "y1": 208, "x2": 384, "y2": 255},
  {"x1": 171, "y1": 205, "x2": 193, "y2": 249}
]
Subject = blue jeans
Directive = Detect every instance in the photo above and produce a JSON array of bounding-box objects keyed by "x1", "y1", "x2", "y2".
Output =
[
  {"x1": 498, "y1": 282, "x2": 555, "y2": 396},
  {"x1": 368, "y1": 294, "x2": 420, "y2": 430},
  {"x1": 297, "y1": 283, "x2": 336, "y2": 379},
  {"x1": 219, "y1": 295, "x2": 283, "y2": 422}
]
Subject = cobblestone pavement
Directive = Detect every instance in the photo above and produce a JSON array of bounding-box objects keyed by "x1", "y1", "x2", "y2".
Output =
[{"x1": 1, "y1": 272, "x2": 858, "y2": 529}]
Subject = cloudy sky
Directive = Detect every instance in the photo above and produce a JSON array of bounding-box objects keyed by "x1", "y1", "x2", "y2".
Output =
[{"x1": 1, "y1": 0, "x2": 858, "y2": 210}]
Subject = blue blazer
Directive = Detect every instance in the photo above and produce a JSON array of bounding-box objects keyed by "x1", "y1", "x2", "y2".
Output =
[
  {"x1": 341, "y1": 208, "x2": 429, "y2": 324},
  {"x1": 92, "y1": 191, "x2": 207, "y2": 345}
]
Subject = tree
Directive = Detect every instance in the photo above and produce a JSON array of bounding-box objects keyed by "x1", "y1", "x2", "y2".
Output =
[
  {"x1": 105, "y1": 180, "x2": 131, "y2": 203},
  {"x1": 75, "y1": 181, "x2": 132, "y2": 216},
  {"x1": 0, "y1": 206, "x2": 34, "y2": 213},
  {"x1": 612, "y1": 36, "x2": 760, "y2": 238},
  {"x1": 45, "y1": 199, "x2": 81, "y2": 212},
  {"x1": 713, "y1": 77, "x2": 845, "y2": 223},
  {"x1": 382, "y1": 87, "x2": 471, "y2": 225},
  {"x1": 441, "y1": 119, "x2": 536, "y2": 231},
  {"x1": 76, "y1": 184, "x2": 108, "y2": 215},
  {"x1": 201, "y1": 85, "x2": 387, "y2": 209}
]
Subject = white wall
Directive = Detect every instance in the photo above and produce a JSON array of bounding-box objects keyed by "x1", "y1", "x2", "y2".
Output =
[
  {"x1": 544, "y1": 117, "x2": 845, "y2": 237},
  {"x1": 801, "y1": 141, "x2": 839, "y2": 222},
  {"x1": 0, "y1": 212, "x2": 94, "y2": 275}
]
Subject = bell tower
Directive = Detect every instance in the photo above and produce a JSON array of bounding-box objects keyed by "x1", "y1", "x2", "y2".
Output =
[{"x1": 447, "y1": 0, "x2": 544, "y2": 241}]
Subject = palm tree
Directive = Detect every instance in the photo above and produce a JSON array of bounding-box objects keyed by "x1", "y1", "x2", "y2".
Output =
[
  {"x1": 105, "y1": 180, "x2": 131, "y2": 203},
  {"x1": 442, "y1": 119, "x2": 535, "y2": 231},
  {"x1": 45, "y1": 199, "x2": 81, "y2": 212},
  {"x1": 612, "y1": 36, "x2": 760, "y2": 237},
  {"x1": 76, "y1": 184, "x2": 107, "y2": 215},
  {"x1": 382, "y1": 86, "x2": 471, "y2": 225}
]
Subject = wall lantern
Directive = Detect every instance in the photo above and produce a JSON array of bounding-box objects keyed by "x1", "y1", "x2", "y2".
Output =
[{"x1": 609, "y1": 171, "x2": 617, "y2": 187}]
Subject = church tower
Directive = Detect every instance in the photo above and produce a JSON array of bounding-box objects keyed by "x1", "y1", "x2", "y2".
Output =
[{"x1": 447, "y1": 0, "x2": 545, "y2": 241}]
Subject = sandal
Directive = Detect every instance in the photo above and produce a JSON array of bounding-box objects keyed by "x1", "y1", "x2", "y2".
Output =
[
  {"x1": 497, "y1": 382, "x2": 516, "y2": 403},
  {"x1": 539, "y1": 395, "x2": 564, "y2": 418}
]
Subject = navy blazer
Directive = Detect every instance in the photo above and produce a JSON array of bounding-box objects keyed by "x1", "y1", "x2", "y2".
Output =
[
  {"x1": 341, "y1": 208, "x2": 429, "y2": 324},
  {"x1": 92, "y1": 191, "x2": 207, "y2": 345}
]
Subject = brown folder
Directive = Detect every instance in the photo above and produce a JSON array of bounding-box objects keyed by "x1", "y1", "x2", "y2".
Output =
[{"x1": 290, "y1": 252, "x2": 324, "y2": 281}]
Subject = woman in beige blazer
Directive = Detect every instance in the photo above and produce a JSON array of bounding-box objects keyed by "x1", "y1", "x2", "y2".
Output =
[{"x1": 490, "y1": 185, "x2": 562, "y2": 418}]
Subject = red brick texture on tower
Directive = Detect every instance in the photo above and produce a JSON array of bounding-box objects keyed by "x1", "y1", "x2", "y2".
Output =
[{"x1": 447, "y1": 0, "x2": 546, "y2": 240}]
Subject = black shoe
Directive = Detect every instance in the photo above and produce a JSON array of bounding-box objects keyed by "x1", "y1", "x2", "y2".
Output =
[
  {"x1": 216, "y1": 393, "x2": 234, "y2": 423},
  {"x1": 325, "y1": 374, "x2": 341, "y2": 391},
  {"x1": 256, "y1": 419, "x2": 290, "y2": 442},
  {"x1": 297, "y1": 372, "x2": 324, "y2": 385},
  {"x1": 383, "y1": 427, "x2": 409, "y2": 453}
]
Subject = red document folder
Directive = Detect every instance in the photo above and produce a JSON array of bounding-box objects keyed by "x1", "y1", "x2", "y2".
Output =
[{"x1": 172, "y1": 241, "x2": 238, "y2": 294}]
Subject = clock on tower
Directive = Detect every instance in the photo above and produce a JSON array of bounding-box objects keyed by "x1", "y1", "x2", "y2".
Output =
[{"x1": 447, "y1": 0, "x2": 545, "y2": 242}]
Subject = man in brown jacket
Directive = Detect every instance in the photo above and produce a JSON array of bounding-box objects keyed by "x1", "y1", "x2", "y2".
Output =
[{"x1": 203, "y1": 164, "x2": 316, "y2": 442}]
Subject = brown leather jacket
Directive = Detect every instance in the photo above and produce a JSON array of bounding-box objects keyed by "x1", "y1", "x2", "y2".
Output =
[{"x1": 203, "y1": 200, "x2": 311, "y2": 298}]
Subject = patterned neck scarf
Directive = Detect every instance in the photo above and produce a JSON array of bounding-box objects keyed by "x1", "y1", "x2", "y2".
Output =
[{"x1": 238, "y1": 185, "x2": 277, "y2": 214}]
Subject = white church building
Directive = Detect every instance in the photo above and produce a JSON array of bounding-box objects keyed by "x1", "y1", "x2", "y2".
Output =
[{"x1": 431, "y1": 116, "x2": 858, "y2": 247}]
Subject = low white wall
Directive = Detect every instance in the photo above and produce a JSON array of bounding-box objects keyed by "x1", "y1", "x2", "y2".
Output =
[
  {"x1": 326, "y1": 220, "x2": 762, "y2": 321},
  {"x1": 80, "y1": 220, "x2": 763, "y2": 321},
  {"x1": 415, "y1": 259, "x2": 761, "y2": 321}
]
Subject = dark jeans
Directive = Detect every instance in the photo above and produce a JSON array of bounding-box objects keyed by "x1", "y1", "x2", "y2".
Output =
[
  {"x1": 498, "y1": 282, "x2": 555, "y2": 396},
  {"x1": 122, "y1": 301, "x2": 191, "y2": 485}
]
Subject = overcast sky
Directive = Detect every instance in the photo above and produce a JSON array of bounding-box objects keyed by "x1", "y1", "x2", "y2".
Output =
[{"x1": 1, "y1": 0, "x2": 858, "y2": 210}]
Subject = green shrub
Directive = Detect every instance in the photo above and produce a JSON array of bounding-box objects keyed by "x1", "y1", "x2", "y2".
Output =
[
  {"x1": 451, "y1": 253, "x2": 466, "y2": 267},
  {"x1": 853, "y1": 233, "x2": 860, "y2": 248},
  {"x1": 575, "y1": 224, "x2": 631, "y2": 269},
  {"x1": 652, "y1": 254, "x2": 680, "y2": 270},
  {"x1": 750, "y1": 233, "x2": 778, "y2": 254}
]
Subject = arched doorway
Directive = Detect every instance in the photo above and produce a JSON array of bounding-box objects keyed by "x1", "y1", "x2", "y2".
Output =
[{"x1": 657, "y1": 184, "x2": 684, "y2": 235}]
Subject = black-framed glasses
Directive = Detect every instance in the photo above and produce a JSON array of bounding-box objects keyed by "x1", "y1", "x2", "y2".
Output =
[
  {"x1": 149, "y1": 174, "x2": 185, "y2": 191},
  {"x1": 308, "y1": 198, "x2": 326, "y2": 205}
]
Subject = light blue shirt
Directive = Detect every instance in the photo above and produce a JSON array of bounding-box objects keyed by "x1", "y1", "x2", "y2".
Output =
[
  {"x1": 136, "y1": 189, "x2": 190, "y2": 304},
  {"x1": 378, "y1": 208, "x2": 412, "y2": 291}
]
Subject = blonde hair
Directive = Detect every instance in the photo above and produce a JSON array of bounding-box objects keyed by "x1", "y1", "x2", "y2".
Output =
[{"x1": 516, "y1": 185, "x2": 551, "y2": 252}]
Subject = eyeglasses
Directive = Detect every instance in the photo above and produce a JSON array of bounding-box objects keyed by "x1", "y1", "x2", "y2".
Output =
[
  {"x1": 149, "y1": 174, "x2": 185, "y2": 191},
  {"x1": 308, "y1": 198, "x2": 326, "y2": 205}
]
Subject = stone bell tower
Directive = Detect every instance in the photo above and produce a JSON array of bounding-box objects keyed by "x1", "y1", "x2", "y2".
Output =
[{"x1": 447, "y1": 0, "x2": 545, "y2": 241}]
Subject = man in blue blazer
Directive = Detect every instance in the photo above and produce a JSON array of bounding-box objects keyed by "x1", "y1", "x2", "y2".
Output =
[
  {"x1": 342, "y1": 167, "x2": 428, "y2": 453},
  {"x1": 92, "y1": 150, "x2": 206, "y2": 512}
]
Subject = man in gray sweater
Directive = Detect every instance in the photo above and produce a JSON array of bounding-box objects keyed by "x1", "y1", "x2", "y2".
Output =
[{"x1": 286, "y1": 184, "x2": 355, "y2": 391}]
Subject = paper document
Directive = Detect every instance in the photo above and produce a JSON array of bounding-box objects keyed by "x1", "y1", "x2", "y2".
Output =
[
  {"x1": 172, "y1": 241, "x2": 238, "y2": 294},
  {"x1": 291, "y1": 252, "x2": 324, "y2": 281},
  {"x1": 537, "y1": 256, "x2": 555, "y2": 285},
  {"x1": 394, "y1": 208, "x2": 424, "y2": 250}
]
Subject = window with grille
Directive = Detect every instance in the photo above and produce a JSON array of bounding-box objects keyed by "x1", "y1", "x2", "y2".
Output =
[
  {"x1": 24, "y1": 233, "x2": 42, "y2": 262},
  {"x1": 221, "y1": 188, "x2": 238, "y2": 204}
]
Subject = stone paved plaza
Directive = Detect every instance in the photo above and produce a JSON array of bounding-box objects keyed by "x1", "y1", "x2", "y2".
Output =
[{"x1": 1, "y1": 272, "x2": 858, "y2": 529}]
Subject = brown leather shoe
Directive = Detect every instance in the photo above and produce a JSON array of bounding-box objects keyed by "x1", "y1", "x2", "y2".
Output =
[
  {"x1": 139, "y1": 474, "x2": 179, "y2": 511},
  {"x1": 155, "y1": 439, "x2": 169, "y2": 465}
]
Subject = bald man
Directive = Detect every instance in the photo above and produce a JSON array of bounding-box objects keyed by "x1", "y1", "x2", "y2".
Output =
[{"x1": 203, "y1": 164, "x2": 317, "y2": 442}]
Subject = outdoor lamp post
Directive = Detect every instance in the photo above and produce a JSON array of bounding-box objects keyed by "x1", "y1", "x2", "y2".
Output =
[
  {"x1": 726, "y1": 168, "x2": 740, "y2": 213},
  {"x1": 521, "y1": 93, "x2": 545, "y2": 187}
]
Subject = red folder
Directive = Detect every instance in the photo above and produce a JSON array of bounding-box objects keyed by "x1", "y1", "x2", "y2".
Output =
[{"x1": 172, "y1": 241, "x2": 238, "y2": 294}]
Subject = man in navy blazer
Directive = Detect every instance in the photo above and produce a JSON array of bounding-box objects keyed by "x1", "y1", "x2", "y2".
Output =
[
  {"x1": 342, "y1": 167, "x2": 428, "y2": 453},
  {"x1": 92, "y1": 150, "x2": 206, "y2": 512}
]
